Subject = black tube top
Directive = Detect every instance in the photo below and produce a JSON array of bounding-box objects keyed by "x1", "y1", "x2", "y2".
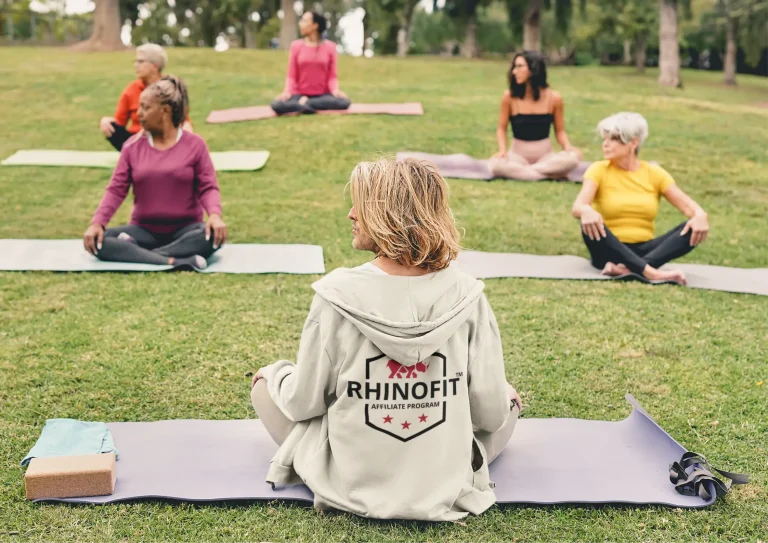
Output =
[{"x1": 510, "y1": 113, "x2": 553, "y2": 141}]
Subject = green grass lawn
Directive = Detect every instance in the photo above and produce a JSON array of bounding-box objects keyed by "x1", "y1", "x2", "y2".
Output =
[{"x1": 0, "y1": 47, "x2": 766, "y2": 542}]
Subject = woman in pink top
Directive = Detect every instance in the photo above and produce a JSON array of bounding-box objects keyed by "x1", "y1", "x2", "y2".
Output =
[
  {"x1": 271, "y1": 11, "x2": 351, "y2": 115},
  {"x1": 83, "y1": 76, "x2": 228, "y2": 270}
]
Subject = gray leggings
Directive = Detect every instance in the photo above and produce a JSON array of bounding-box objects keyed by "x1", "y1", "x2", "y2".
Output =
[
  {"x1": 251, "y1": 380, "x2": 519, "y2": 465},
  {"x1": 271, "y1": 94, "x2": 351, "y2": 115},
  {"x1": 96, "y1": 222, "x2": 216, "y2": 265}
]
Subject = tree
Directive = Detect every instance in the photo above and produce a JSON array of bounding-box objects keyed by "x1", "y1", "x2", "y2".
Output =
[
  {"x1": 713, "y1": 0, "x2": 768, "y2": 84},
  {"x1": 279, "y1": 0, "x2": 297, "y2": 48},
  {"x1": 505, "y1": 0, "x2": 580, "y2": 52},
  {"x1": 372, "y1": 0, "x2": 419, "y2": 56},
  {"x1": 445, "y1": 0, "x2": 490, "y2": 58},
  {"x1": 595, "y1": 0, "x2": 656, "y2": 72},
  {"x1": 71, "y1": 0, "x2": 126, "y2": 51},
  {"x1": 657, "y1": 0, "x2": 690, "y2": 87},
  {"x1": 658, "y1": 0, "x2": 679, "y2": 85}
]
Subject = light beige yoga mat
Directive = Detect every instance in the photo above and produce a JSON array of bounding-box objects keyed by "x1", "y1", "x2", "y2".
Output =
[{"x1": 2, "y1": 150, "x2": 270, "y2": 172}]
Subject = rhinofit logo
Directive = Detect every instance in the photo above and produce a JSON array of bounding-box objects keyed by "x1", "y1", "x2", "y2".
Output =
[{"x1": 346, "y1": 353, "x2": 461, "y2": 442}]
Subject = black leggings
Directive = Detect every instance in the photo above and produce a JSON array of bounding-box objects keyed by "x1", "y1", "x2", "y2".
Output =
[
  {"x1": 270, "y1": 94, "x2": 351, "y2": 115},
  {"x1": 106, "y1": 122, "x2": 133, "y2": 151},
  {"x1": 96, "y1": 223, "x2": 217, "y2": 265},
  {"x1": 582, "y1": 222, "x2": 695, "y2": 276}
]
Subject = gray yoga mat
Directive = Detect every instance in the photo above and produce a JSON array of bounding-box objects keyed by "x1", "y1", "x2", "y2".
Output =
[
  {"x1": 0, "y1": 240, "x2": 325, "y2": 275},
  {"x1": 396, "y1": 152, "x2": 590, "y2": 182},
  {"x1": 37, "y1": 395, "x2": 715, "y2": 508},
  {"x1": 2, "y1": 150, "x2": 270, "y2": 172},
  {"x1": 456, "y1": 251, "x2": 768, "y2": 296}
]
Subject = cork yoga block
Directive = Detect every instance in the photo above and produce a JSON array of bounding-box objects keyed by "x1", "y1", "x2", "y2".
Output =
[{"x1": 25, "y1": 453, "x2": 116, "y2": 500}]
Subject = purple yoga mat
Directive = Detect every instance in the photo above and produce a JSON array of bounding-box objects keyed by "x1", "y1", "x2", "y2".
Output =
[
  {"x1": 36, "y1": 395, "x2": 714, "y2": 508},
  {"x1": 455, "y1": 251, "x2": 768, "y2": 297},
  {"x1": 207, "y1": 103, "x2": 424, "y2": 124},
  {"x1": 396, "y1": 152, "x2": 591, "y2": 182}
]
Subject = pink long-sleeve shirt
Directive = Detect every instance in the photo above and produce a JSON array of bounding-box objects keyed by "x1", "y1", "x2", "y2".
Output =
[
  {"x1": 91, "y1": 132, "x2": 222, "y2": 234},
  {"x1": 285, "y1": 39, "x2": 340, "y2": 96}
]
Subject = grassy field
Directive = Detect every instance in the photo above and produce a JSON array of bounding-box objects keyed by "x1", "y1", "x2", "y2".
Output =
[{"x1": 0, "y1": 47, "x2": 767, "y2": 542}]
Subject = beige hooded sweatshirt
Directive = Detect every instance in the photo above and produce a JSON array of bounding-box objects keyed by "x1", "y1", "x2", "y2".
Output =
[{"x1": 259, "y1": 264, "x2": 510, "y2": 521}]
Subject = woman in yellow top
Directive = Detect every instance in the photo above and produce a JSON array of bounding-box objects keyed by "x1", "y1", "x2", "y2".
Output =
[{"x1": 571, "y1": 112, "x2": 710, "y2": 285}]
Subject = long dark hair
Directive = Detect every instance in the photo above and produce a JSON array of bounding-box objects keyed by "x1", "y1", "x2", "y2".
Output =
[
  {"x1": 308, "y1": 11, "x2": 328, "y2": 38},
  {"x1": 508, "y1": 51, "x2": 548, "y2": 101}
]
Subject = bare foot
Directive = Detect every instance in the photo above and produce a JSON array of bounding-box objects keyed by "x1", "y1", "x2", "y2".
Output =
[
  {"x1": 614, "y1": 263, "x2": 631, "y2": 275},
  {"x1": 656, "y1": 269, "x2": 687, "y2": 286},
  {"x1": 601, "y1": 262, "x2": 624, "y2": 277}
]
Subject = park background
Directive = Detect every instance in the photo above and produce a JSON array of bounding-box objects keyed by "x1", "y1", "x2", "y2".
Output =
[{"x1": 0, "y1": 0, "x2": 767, "y2": 541}]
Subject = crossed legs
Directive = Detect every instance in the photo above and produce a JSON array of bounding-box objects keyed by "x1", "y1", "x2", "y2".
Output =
[
  {"x1": 489, "y1": 149, "x2": 580, "y2": 181},
  {"x1": 271, "y1": 94, "x2": 351, "y2": 115},
  {"x1": 96, "y1": 223, "x2": 216, "y2": 267},
  {"x1": 251, "y1": 378, "x2": 518, "y2": 465},
  {"x1": 582, "y1": 222, "x2": 695, "y2": 284}
]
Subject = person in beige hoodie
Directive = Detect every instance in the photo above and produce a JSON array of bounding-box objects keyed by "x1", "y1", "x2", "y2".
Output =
[{"x1": 250, "y1": 158, "x2": 522, "y2": 521}]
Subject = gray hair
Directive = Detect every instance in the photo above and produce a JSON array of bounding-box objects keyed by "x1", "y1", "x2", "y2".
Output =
[
  {"x1": 136, "y1": 43, "x2": 168, "y2": 72},
  {"x1": 597, "y1": 112, "x2": 649, "y2": 154}
]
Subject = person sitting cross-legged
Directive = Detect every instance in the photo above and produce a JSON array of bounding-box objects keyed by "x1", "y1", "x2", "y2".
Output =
[
  {"x1": 571, "y1": 112, "x2": 710, "y2": 285},
  {"x1": 84, "y1": 76, "x2": 227, "y2": 269},
  {"x1": 250, "y1": 158, "x2": 521, "y2": 521},
  {"x1": 98, "y1": 44, "x2": 192, "y2": 151},
  {"x1": 489, "y1": 50, "x2": 581, "y2": 180},
  {"x1": 270, "y1": 11, "x2": 351, "y2": 115}
]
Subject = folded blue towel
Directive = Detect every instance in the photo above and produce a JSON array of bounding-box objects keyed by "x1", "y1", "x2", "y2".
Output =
[{"x1": 22, "y1": 419, "x2": 118, "y2": 466}]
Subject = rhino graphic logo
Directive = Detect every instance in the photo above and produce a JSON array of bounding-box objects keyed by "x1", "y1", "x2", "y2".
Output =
[{"x1": 357, "y1": 353, "x2": 454, "y2": 442}]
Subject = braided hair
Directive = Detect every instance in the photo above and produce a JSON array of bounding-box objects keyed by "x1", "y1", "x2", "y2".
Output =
[{"x1": 145, "y1": 75, "x2": 189, "y2": 128}]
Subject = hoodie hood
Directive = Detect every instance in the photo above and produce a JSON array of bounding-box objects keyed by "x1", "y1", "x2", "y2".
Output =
[{"x1": 312, "y1": 265, "x2": 485, "y2": 365}]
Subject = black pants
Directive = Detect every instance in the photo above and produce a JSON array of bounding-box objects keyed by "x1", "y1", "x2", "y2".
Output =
[
  {"x1": 106, "y1": 123, "x2": 133, "y2": 151},
  {"x1": 96, "y1": 223, "x2": 217, "y2": 265},
  {"x1": 582, "y1": 222, "x2": 695, "y2": 276},
  {"x1": 270, "y1": 94, "x2": 351, "y2": 115}
]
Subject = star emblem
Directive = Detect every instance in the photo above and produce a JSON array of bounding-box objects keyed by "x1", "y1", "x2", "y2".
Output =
[
  {"x1": 418, "y1": 414, "x2": 428, "y2": 423},
  {"x1": 383, "y1": 415, "x2": 393, "y2": 424},
  {"x1": 401, "y1": 421, "x2": 411, "y2": 430}
]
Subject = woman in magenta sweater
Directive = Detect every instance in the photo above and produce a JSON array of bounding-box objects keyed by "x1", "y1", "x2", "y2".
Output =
[
  {"x1": 271, "y1": 11, "x2": 351, "y2": 115},
  {"x1": 83, "y1": 76, "x2": 228, "y2": 270}
]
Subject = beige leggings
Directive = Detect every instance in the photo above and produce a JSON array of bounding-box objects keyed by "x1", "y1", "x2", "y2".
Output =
[
  {"x1": 251, "y1": 379, "x2": 519, "y2": 464},
  {"x1": 489, "y1": 140, "x2": 580, "y2": 181}
]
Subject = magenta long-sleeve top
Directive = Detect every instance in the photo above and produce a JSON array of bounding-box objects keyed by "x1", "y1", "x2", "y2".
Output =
[
  {"x1": 285, "y1": 39, "x2": 340, "y2": 96},
  {"x1": 91, "y1": 132, "x2": 222, "y2": 234}
]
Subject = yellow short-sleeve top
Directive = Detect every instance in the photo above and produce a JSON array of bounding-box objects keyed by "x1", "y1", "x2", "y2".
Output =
[{"x1": 584, "y1": 160, "x2": 675, "y2": 243}]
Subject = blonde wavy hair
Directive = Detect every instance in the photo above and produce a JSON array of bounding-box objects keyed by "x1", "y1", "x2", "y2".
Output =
[{"x1": 349, "y1": 158, "x2": 461, "y2": 271}]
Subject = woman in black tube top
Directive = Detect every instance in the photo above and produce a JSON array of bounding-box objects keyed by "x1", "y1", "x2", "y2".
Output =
[{"x1": 489, "y1": 51, "x2": 581, "y2": 180}]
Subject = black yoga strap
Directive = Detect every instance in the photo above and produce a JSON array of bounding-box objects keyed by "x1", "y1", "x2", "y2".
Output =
[{"x1": 669, "y1": 451, "x2": 749, "y2": 501}]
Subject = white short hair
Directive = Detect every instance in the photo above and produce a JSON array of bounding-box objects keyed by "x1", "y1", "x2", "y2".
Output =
[
  {"x1": 136, "y1": 43, "x2": 168, "y2": 72},
  {"x1": 597, "y1": 112, "x2": 649, "y2": 153}
]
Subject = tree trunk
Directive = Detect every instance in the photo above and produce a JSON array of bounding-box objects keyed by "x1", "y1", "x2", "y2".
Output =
[
  {"x1": 279, "y1": 0, "x2": 297, "y2": 50},
  {"x1": 634, "y1": 35, "x2": 647, "y2": 73},
  {"x1": 71, "y1": 0, "x2": 126, "y2": 52},
  {"x1": 396, "y1": 0, "x2": 417, "y2": 57},
  {"x1": 362, "y1": 8, "x2": 371, "y2": 55},
  {"x1": 623, "y1": 39, "x2": 632, "y2": 65},
  {"x1": 657, "y1": 0, "x2": 681, "y2": 87},
  {"x1": 723, "y1": 17, "x2": 738, "y2": 85},
  {"x1": 523, "y1": 0, "x2": 542, "y2": 52},
  {"x1": 461, "y1": 13, "x2": 478, "y2": 59},
  {"x1": 244, "y1": 19, "x2": 256, "y2": 48},
  {"x1": 6, "y1": 11, "x2": 14, "y2": 40}
]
